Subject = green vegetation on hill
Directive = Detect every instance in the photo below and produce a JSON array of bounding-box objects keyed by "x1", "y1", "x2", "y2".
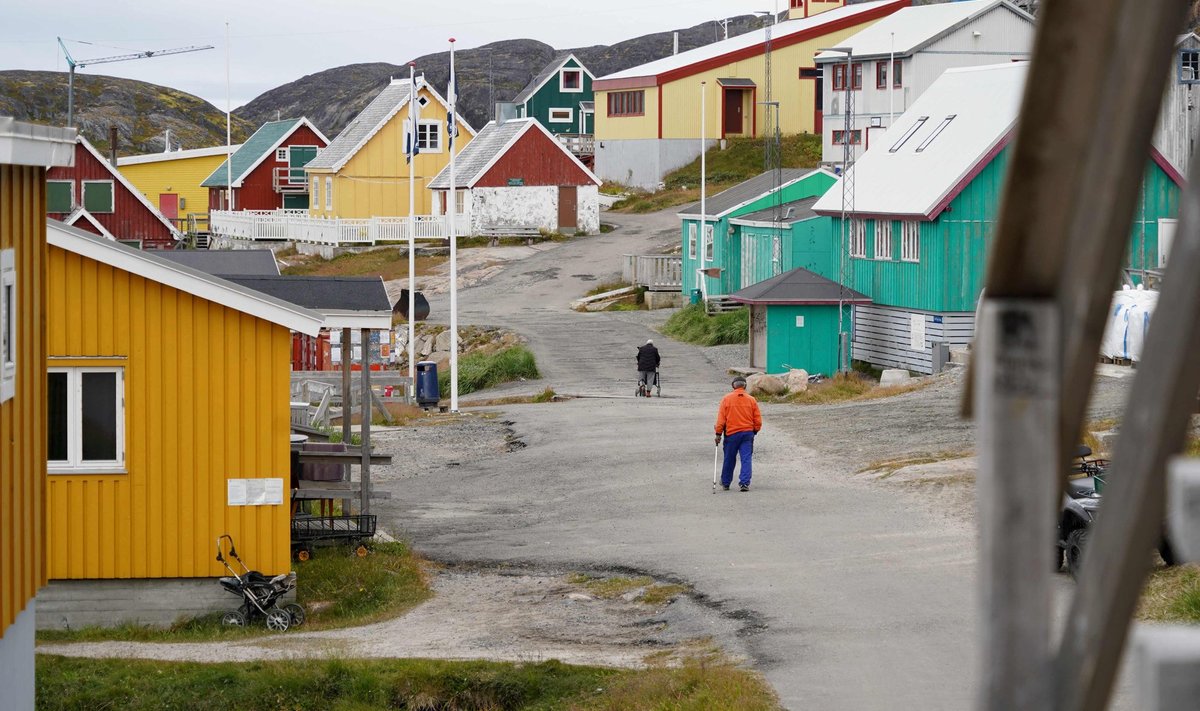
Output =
[
  {"x1": 664, "y1": 134, "x2": 823, "y2": 189},
  {"x1": 662, "y1": 304, "x2": 749, "y2": 346}
]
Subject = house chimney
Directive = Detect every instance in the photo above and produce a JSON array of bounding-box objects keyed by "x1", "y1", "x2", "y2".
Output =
[
  {"x1": 673, "y1": 32, "x2": 680, "y2": 55},
  {"x1": 109, "y1": 125, "x2": 119, "y2": 164}
]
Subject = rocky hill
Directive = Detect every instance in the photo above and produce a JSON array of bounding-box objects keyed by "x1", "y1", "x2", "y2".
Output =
[{"x1": 0, "y1": 70, "x2": 254, "y2": 155}]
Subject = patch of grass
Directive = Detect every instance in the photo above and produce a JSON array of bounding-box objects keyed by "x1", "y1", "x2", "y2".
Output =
[
  {"x1": 531, "y1": 387, "x2": 557, "y2": 403},
  {"x1": 585, "y1": 280, "x2": 632, "y2": 297},
  {"x1": 661, "y1": 304, "x2": 748, "y2": 346},
  {"x1": 282, "y1": 248, "x2": 446, "y2": 280},
  {"x1": 599, "y1": 223, "x2": 615, "y2": 234},
  {"x1": 662, "y1": 134, "x2": 823, "y2": 190},
  {"x1": 859, "y1": 451, "x2": 972, "y2": 478},
  {"x1": 600, "y1": 180, "x2": 630, "y2": 195},
  {"x1": 438, "y1": 345, "x2": 539, "y2": 398},
  {"x1": 610, "y1": 184, "x2": 736, "y2": 214},
  {"x1": 38, "y1": 543, "x2": 429, "y2": 643},
  {"x1": 567, "y1": 573, "x2": 653, "y2": 599},
  {"x1": 36, "y1": 655, "x2": 781, "y2": 711},
  {"x1": 781, "y1": 372, "x2": 930, "y2": 405},
  {"x1": 1139, "y1": 564, "x2": 1200, "y2": 622},
  {"x1": 641, "y1": 584, "x2": 689, "y2": 607}
]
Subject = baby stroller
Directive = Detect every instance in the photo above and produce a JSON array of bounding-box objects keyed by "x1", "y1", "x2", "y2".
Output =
[
  {"x1": 216, "y1": 534, "x2": 305, "y2": 632},
  {"x1": 636, "y1": 369, "x2": 661, "y2": 398}
]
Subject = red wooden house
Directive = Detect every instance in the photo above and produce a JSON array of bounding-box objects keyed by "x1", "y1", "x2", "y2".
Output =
[
  {"x1": 46, "y1": 136, "x2": 180, "y2": 249},
  {"x1": 203, "y1": 118, "x2": 329, "y2": 212}
]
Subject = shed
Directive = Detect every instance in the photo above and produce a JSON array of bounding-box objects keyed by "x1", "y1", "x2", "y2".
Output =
[
  {"x1": 201, "y1": 118, "x2": 329, "y2": 211},
  {"x1": 46, "y1": 136, "x2": 180, "y2": 248},
  {"x1": 731, "y1": 267, "x2": 870, "y2": 375},
  {"x1": 428, "y1": 118, "x2": 601, "y2": 234}
]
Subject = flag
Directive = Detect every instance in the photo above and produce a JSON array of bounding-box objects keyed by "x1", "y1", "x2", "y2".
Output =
[
  {"x1": 403, "y1": 94, "x2": 421, "y2": 164},
  {"x1": 446, "y1": 47, "x2": 458, "y2": 149}
]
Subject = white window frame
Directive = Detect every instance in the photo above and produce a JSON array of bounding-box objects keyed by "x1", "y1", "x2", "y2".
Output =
[
  {"x1": 848, "y1": 218, "x2": 866, "y2": 258},
  {"x1": 688, "y1": 223, "x2": 697, "y2": 259},
  {"x1": 874, "y1": 220, "x2": 893, "y2": 260},
  {"x1": 276, "y1": 147, "x2": 289, "y2": 162},
  {"x1": 901, "y1": 221, "x2": 921, "y2": 262},
  {"x1": 82, "y1": 179, "x2": 115, "y2": 213},
  {"x1": 47, "y1": 179, "x2": 75, "y2": 213},
  {"x1": 325, "y1": 177, "x2": 333, "y2": 210},
  {"x1": 703, "y1": 223, "x2": 714, "y2": 262},
  {"x1": 47, "y1": 366, "x2": 126, "y2": 474},
  {"x1": 549, "y1": 107, "x2": 574, "y2": 124},
  {"x1": 454, "y1": 189, "x2": 466, "y2": 215},
  {"x1": 417, "y1": 120, "x2": 443, "y2": 153},
  {"x1": 1, "y1": 249, "x2": 15, "y2": 403},
  {"x1": 312, "y1": 177, "x2": 319, "y2": 205},
  {"x1": 560, "y1": 68, "x2": 584, "y2": 93}
]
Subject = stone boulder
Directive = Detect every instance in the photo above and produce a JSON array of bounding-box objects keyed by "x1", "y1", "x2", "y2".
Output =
[
  {"x1": 417, "y1": 335, "x2": 434, "y2": 357},
  {"x1": 746, "y1": 373, "x2": 787, "y2": 397},
  {"x1": 783, "y1": 369, "x2": 810, "y2": 393},
  {"x1": 434, "y1": 329, "x2": 452, "y2": 353},
  {"x1": 879, "y1": 369, "x2": 911, "y2": 387}
]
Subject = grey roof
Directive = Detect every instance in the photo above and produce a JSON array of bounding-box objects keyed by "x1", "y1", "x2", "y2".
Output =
[
  {"x1": 730, "y1": 197, "x2": 820, "y2": 226},
  {"x1": 513, "y1": 53, "x2": 575, "y2": 105},
  {"x1": 427, "y1": 119, "x2": 530, "y2": 189},
  {"x1": 580, "y1": 101, "x2": 594, "y2": 111},
  {"x1": 156, "y1": 250, "x2": 280, "y2": 276},
  {"x1": 305, "y1": 80, "x2": 414, "y2": 171},
  {"x1": 731, "y1": 267, "x2": 871, "y2": 305},
  {"x1": 679, "y1": 169, "x2": 813, "y2": 218},
  {"x1": 202, "y1": 119, "x2": 303, "y2": 188},
  {"x1": 226, "y1": 276, "x2": 391, "y2": 313},
  {"x1": 717, "y1": 78, "x2": 756, "y2": 87}
]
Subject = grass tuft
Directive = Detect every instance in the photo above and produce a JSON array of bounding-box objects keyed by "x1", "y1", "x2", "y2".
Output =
[
  {"x1": 281, "y1": 248, "x2": 445, "y2": 280},
  {"x1": 663, "y1": 134, "x2": 823, "y2": 190},
  {"x1": 661, "y1": 304, "x2": 748, "y2": 346},
  {"x1": 778, "y1": 372, "x2": 930, "y2": 405},
  {"x1": 1139, "y1": 564, "x2": 1200, "y2": 623},
  {"x1": 437, "y1": 346, "x2": 539, "y2": 398}
]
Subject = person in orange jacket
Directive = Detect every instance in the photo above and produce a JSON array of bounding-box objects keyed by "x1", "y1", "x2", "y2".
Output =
[{"x1": 714, "y1": 376, "x2": 762, "y2": 491}]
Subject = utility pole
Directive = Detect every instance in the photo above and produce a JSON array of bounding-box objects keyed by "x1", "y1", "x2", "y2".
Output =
[{"x1": 57, "y1": 38, "x2": 213, "y2": 127}]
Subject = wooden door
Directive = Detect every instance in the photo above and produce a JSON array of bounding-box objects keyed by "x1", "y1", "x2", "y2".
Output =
[
  {"x1": 158, "y1": 193, "x2": 179, "y2": 220},
  {"x1": 724, "y1": 90, "x2": 744, "y2": 135},
  {"x1": 289, "y1": 146, "x2": 318, "y2": 184},
  {"x1": 558, "y1": 186, "x2": 577, "y2": 229}
]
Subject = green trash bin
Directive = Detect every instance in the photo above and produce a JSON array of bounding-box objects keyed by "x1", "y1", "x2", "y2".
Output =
[{"x1": 690, "y1": 289, "x2": 702, "y2": 305}]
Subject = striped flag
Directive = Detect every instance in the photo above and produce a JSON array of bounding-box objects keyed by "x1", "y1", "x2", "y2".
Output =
[
  {"x1": 403, "y1": 81, "x2": 421, "y2": 164},
  {"x1": 446, "y1": 44, "x2": 458, "y2": 149}
]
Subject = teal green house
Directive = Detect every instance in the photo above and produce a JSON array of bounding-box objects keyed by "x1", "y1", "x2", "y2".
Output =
[
  {"x1": 678, "y1": 168, "x2": 838, "y2": 298},
  {"x1": 812, "y1": 62, "x2": 1182, "y2": 373},
  {"x1": 513, "y1": 54, "x2": 595, "y2": 136}
]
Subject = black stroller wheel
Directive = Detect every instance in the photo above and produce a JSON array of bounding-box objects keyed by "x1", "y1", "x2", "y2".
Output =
[
  {"x1": 282, "y1": 603, "x2": 306, "y2": 627},
  {"x1": 265, "y1": 608, "x2": 291, "y2": 632},
  {"x1": 221, "y1": 610, "x2": 246, "y2": 627}
]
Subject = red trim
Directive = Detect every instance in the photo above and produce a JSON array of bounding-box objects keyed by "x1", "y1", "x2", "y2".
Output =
[
  {"x1": 594, "y1": 0, "x2": 910, "y2": 91},
  {"x1": 720, "y1": 87, "x2": 726, "y2": 139},
  {"x1": 731, "y1": 297, "x2": 873, "y2": 305},
  {"x1": 927, "y1": 130, "x2": 1015, "y2": 218},
  {"x1": 752, "y1": 86, "x2": 758, "y2": 138},
  {"x1": 1150, "y1": 146, "x2": 1185, "y2": 187},
  {"x1": 594, "y1": 76, "x2": 655, "y2": 91}
]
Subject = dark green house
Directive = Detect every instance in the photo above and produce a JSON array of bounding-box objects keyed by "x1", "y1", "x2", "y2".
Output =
[{"x1": 513, "y1": 53, "x2": 595, "y2": 137}]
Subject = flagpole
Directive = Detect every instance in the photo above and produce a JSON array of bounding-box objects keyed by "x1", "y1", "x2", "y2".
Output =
[
  {"x1": 699, "y1": 80, "x2": 707, "y2": 303},
  {"x1": 448, "y1": 37, "x2": 459, "y2": 413},
  {"x1": 407, "y1": 62, "x2": 417, "y2": 398},
  {"x1": 225, "y1": 22, "x2": 233, "y2": 211}
]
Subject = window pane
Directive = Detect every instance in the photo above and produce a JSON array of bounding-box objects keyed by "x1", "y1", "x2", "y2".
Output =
[
  {"x1": 83, "y1": 182, "x2": 114, "y2": 213},
  {"x1": 81, "y1": 372, "x2": 117, "y2": 461},
  {"x1": 48, "y1": 372, "x2": 69, "y2": 461},
  {"x1": 47, "y1": 182, "x2": 73, "y2": 213}
]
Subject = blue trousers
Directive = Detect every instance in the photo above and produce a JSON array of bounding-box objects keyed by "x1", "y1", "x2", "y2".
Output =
[{"x1": 721, "y1": 430, "x2": 755, "y2": 487}]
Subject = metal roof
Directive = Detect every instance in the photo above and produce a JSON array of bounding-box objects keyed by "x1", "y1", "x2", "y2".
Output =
[
  {"x1": 427, "y1": 118, "x2": 599, "y2": 189},
  {"x1": 202, "y1": 119, "x2": 305, "y2": 188},
  {"x1": 156, "y1": 249, "x2": 280, "y2": 276},
  {"x1": 716, "y1": 78, "x2": 756, "y2": 87},
  {"x1": 0, "y1": 117, "x2": 76, "y2": 167},
  {"x1": 225, "y1": 276, "x2": 393, "y2": 330},
  {"x1": 813, "y1": 62, "x2": 1026, "y2": 219},
  {"x1": 814, "y1": 0, "x2": 1028, "y2": 62},
  {"x1": 513, "y1": 53, "x2": 592, "y2": 105},
  {"x1": 678, "y1": 168, "x2": 818, "y2": 219},
  {"x1": 118, "y1": 144, "x2": 244, "y2": 166},
  {"x1": 596, "y1": 1, "x2": 902, "y2": 85},
  {"x1": 730, "y1": 196, "x2": 821, "y2": 226},
  {"x1": 730, "y1": 267, "x2": 871, "y2": 305}
]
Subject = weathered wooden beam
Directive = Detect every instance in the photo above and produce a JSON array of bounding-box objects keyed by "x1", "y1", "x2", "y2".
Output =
[
  {"x1": 1056, "y1": 143, "x2": 1200, "y2": 711},
  {"x1": 341, "y1": 327, "x2": 353, "y2": 515},
  {"x1": 974, "y1": 299, "x2": 1059, "y2": 711},
  {"x1": 360, "y1": 328, "x2": 373, "y2": 517},
  {"x1": 296, "y1": 452, "x2": 393, "y2": 466}
]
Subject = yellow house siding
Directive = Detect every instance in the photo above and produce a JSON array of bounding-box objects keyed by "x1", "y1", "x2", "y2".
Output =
[
  {"x1": 593, "y1": 87, "x2": 660, "y2": 141},
  {"x1": 119, "y1": 154, "x2": 228, "y2": 228},
  {"x1": 0, "y1": 165, "x2": 48, "y2": 634},
  {"x1": 46, "y1": 247, "x2": 293, "y2": 580}
]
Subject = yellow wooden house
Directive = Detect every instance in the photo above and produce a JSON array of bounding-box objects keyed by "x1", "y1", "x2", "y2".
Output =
[
  {"x1": 305, "y1": 76, "x2": 474, "y2": 218},
  {"x1": 0, "y1": 117, "x2": 76, "y2": 709},
  {"x1": 591, "y1": 0, "x2": 910, "y2": 188},
  {"x1": 118, "y1": 144, "x2": 241, "y2": 233},
  {"x1": 37, "y1": 220, "x2": 325, "y2": 627}
]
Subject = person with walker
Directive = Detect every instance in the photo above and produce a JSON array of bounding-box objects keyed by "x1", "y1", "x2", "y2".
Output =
[{"x1": 636, "y1": 339, "x2": 660, "y2": 397}]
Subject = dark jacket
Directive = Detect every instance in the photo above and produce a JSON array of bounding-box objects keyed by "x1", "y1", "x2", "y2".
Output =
[{"x1": 636, "y1": 344, "x2": 661, "y2": 371}]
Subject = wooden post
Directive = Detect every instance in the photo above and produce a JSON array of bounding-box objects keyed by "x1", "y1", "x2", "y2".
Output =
[
  {"x1": 340, "y1": 327, "x2": 352, "y2": 515},
  {"x1": 975, "y1": 299, "x2": 1058, "y2": 711},
  {"x1": 359, "y1": 327, "x2": 372, "y2": 516}
]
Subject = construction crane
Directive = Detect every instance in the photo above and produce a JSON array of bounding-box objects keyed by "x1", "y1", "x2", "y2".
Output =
[{"x1": 57, "y1": 37, "x2": 214, "y2": 127}]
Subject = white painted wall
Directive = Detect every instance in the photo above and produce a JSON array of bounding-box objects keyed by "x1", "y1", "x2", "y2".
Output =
[
  {"x1": 0, "y1": 602, "x2": 36, "y2": 711},
  {"x1": 577, "y1": 185, "x2": 601, "y2": 233},
  {"x1": 462, "y1": 184, "x2": 601, "y2": 234}
]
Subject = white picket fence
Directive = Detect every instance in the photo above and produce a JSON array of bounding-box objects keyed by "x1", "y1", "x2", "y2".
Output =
[
  {"x1": 209, "y1": 210, "x2": 467, "y2": 246},
  {"x1": 622, "y1": 254, "x2": 683, "y2": 291}
]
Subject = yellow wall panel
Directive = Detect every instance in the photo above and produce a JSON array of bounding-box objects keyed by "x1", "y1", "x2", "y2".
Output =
[
  {"x1": 118, "y1": 154, "x2": 228, "y2": 230},
  {"x1": 45, "y1": 247, "x2": 293, "y2": 580},
  {"x1": 593, "y1": 88, "x2": 660, "y2": 141},
  {"x1": 0, "y1": 165, "x2": 48, "y2": 633}
]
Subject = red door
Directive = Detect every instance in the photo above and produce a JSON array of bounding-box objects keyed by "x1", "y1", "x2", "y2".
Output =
[
  {"x1": 724, "y1": 89, "x2": 743, "y2": 135},
  {"x1": 159, "y1": 193, "x2": 179, "y2": 220}
]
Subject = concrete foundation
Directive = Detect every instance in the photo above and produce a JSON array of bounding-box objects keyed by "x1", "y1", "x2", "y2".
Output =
[
  {"x1": 37, "y1": 578, "x2": 294, "y2": 630},
  {"x1": 595, "y1": 139, "x2": 717, "y2": 190},
  {"x1": 645, "y1": 291, "x2": 684, "y2": 310},
  {"x1": 0, "y1": 602, "x2": 36, "y2": 711}
]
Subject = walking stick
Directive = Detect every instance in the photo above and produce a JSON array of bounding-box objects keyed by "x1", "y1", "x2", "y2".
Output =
[{"x1": 712, "y1": 441, "x2": 721, "y2": 494}]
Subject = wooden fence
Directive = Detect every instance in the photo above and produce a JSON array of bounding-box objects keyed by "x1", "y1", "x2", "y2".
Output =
[{"x1": 622, "y1": 254, "x2": 682, "y2": 291}]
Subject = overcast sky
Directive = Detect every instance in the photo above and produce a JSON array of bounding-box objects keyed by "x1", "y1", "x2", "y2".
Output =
[{"x1": 1, "y1": 0, "x2": 794, "y2": 109}]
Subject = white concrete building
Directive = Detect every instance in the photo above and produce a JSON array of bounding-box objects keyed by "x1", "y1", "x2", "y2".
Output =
[{"x1": 815, "y1": 0, "x2": 1034, "y2": 166}]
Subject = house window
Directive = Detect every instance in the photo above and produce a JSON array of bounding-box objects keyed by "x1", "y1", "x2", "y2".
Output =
[
  {"x1": 833, "y1": 130, "x2": 862, "y2": 145},
  {"x1": 704, "y1": 224, "x2": 714, "y2": 261},
  {"x1": 874, "y1": 220, "x2": 893, "y2": 260},
  {"x1": 607, "y1": 90, "x2": 645, "y2": 117},
  {"x1": 893, "y1": 59, "x2": 903, "y2": 88},
  {"x1": 312, "y1": 177, "x2": 319, "y2": 204},
  {"x1": 47, "y1": 180, "x2": 74, "y2": 213},
  {"x1": 454, "y1": 189, "x2": 466, "y2": 215},
  {"x1": 848, "y1": 219, "x2": 866, "y2": 258},
  {"x1": 418, "y1": 96, "x2": 430, "y2": 107},
  {"x1": 901, "y1": 221, "x2": 920, "y2": 262},
  {"x1": 688, "y1": 223, "x2": 698, "y2": 259},
  {"x1": 876, "y1": 61, "x2": 888, "y2": 89},
  {"x1": 549, "y1": 108, "x2": 574, "y2": 123},
  {"x1": 852, "y1": 63, "x2": 863, "y2": 90},
  {"x1": 82, "y1": 180, "x2": 114, "y2": 213},
  {"x1": 890, "y1": 116, "x2": 928, "y2": 152},
  {"x1": 417, "y1": 120, "x2": 442, "y2": 152},
  {"x1": 561, "y1": 68, "x2": 583, "y2": 92},
  {"x1": 276, "y1": 147, "x2": 289, "y2": 162},
  {"x1": 1182, "y1": 50, "x2": 1200, "y2": 83},
  {"x1": 325, "y1": 177, "x2": 333, "y2": 210},
  {"x1": 1, "y1": 249, "x2": 14, "y2": 403},
  {"x1": 916, "y1": 115, "x2": 956, "y2": 152},
  {"x1": 47, "y1": 367, "x2": 125, "y2": 473},
  {"x1": 832, "y1": 64, "x2": 847, "y2": 91}
]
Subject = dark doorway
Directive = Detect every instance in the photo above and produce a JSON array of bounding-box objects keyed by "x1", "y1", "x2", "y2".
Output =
[{"x1": 724, "y1": 89, "x2": 745, "y2": 135}]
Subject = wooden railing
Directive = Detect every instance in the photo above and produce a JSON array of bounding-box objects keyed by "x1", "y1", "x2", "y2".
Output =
[
  {"x1": 273, "y1": 167, "x2": 310, "y2": 193},
  {"x1": 622, "y1": 254, "x2": 683, "y2": 291},
  {"x1": 209, "y1": 210, "x2": 467, "y2": 246},
  {"x1": 557, "y1": 133, "x2": 595, "y2": 156}
]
